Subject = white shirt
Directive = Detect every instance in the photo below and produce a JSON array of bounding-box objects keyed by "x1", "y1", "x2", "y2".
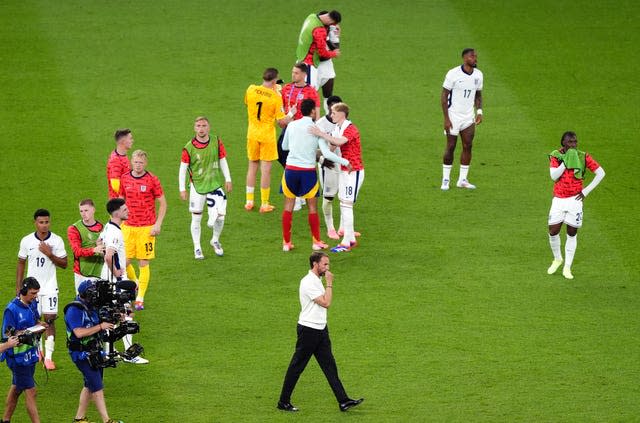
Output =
[
  {"x1": 298, "y1": 270, "x2": 327, "y2": 330},
  {"x1": 443, "y1": 65, "x2": 483, "y2": 115},
  {"x1": 315, "y1": 116, "x2": 341, "y2": 172},
  {"x1": 283, "y1": 116, "x2": 348, "y2": 169},
  {"x1": 100, "y1": 221, "x2": 126, "y2": 281},
  {"x1": 18, "y1": 232, "x2": 66, "y2": 294},
  {"x1": 315, "y1": 115, "x2": 336, "y2": 134}
]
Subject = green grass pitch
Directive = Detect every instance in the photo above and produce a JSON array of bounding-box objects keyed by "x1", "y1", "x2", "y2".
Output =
[{"x1": 0, "y1": 0, "x2": 639, "y2": 421}]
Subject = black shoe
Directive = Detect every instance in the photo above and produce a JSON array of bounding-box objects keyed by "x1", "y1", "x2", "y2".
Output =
[
  {"x1": 339, "y1": 397, "x2": 364, "y2": 412},
  {"x1": 277, "y1": 401, "x2": 299, "y2": 412}
]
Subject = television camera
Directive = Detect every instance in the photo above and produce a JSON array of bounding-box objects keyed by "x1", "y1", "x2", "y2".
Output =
[{"x1": 68, "y1": 278, "x2": 144, "y2": 368}]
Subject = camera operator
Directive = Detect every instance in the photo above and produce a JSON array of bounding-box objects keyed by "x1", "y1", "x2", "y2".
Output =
[
  {"x1": 1, "y1": 277, "x2": 47, "y2": 423},
  {"x1": 64, "y1": 280, "x2": 123, "y2": 423}
]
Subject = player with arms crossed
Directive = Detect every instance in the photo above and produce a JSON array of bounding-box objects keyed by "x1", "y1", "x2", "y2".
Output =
[
  {"x1": 310, "y1": 102, "x2": 364, "y2": 252},
  {"x1": 441, "y1": 48, "x2": 483, "y2": 190},
  {"x1": 106, "y1": 129, "x2": 134, "y2": 198},
  {"x1": 547, "y1": 131, "x2": 605, "y2": 279},
  {"x1": 121, "y1": 150, "x2": 167, "y2": 310},
  {"x1": 179, "y1": 116, "x2": 232, "y2": 259},
  {"x1": 16, "y1": 209, "x2": 67, "y2": 370},
  {"x1": 67, "y1": 199, "x2": 105, "y2": 293},
  {"x1": 244, "y1": 67, "x2": 294, "y2": 213}
]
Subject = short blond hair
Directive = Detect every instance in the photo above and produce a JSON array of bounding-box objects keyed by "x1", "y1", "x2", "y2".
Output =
[
  {"x1": 331, "y1": 102, "x2": 350, "y2": 118},
  {"x1": 131, "y1": 149, "x2": 148, "y2": 161},
  {"x1": 194, "y1": 116, "x2": 209, "y2": 123}
]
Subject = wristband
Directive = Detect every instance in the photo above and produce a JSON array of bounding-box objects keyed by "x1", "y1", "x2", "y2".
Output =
[
  {"x1": 326, "y1": 286, "x2": 333, "y2": 288},
  {"x1": 476, "y1": 108, "x2": 483, "y2": 115}
]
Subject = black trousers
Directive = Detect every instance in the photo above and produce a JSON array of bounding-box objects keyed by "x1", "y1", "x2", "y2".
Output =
[
  {"x1": 279, "y1": 324, "x2": 348, "y2": 403},
  {"x1": 277, "y1": 128, "x2": 288, "y2": 168}
]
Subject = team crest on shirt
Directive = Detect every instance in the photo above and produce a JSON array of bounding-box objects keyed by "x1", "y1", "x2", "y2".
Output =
[
  {"x1": 297, "y1": 93, "x2": 304, "y2": 100},
  {"x1": 140, "y1": 185, "x2": 147, "y2": 192}
]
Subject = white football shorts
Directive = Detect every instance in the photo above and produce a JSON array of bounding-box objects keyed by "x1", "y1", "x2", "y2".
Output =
[
  {"x1": 548, "y1": 195, "x2": 583, "y2": 228},
  {"x1": 445, "y1": 110, "x2": 475, "y2": 136},
  {"x1": 338, "y1": 169, "x2": 365, "y2": 203},
  {"x1": 38, "y1": 291, "x2": 59, "y2": 314},
  {"x1": 319, "y1": 163, "x2": 340, "y2": 197},
  {"x1": 317, "y1": 59, "x2": 336, "y2": 87},
  {"x1": 189, "y1": 185, "x2": 227, "y2": 217}
]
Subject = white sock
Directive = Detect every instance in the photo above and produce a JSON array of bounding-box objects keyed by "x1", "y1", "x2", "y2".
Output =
[
  {"x1": 45, "y1": 335, "x2": 54, "y2": 360},
  {"x1": 191, "y1": 213, "x2": 202, "y2": 251},
  {"x1": 212, "y1": 216, "x2": 225, "y2": 243},
  {"x1": 339, "y1": 202, "x2": 354, "y2": 245},
  {"x1": 323, "y1": 198, "x2": 335, "y2": 231},
  {"x1": 549, "y1": 234, "x2": 562, "y2": 261},
  {"x1": 564, "y1": 234, "x2": 577, "y2": 269},
  {"x1": 459, "y1": 165, "x2": 470, "y2": 182},
  {"x1": 123, "y1": 334, "x2": 133, "y2": 351},
  {"x1": 442, "y1": 164, "x2": 452, "y2": 181},
  {"x1": 245, "y1": 186, "x2": 254, "y2": 202}
]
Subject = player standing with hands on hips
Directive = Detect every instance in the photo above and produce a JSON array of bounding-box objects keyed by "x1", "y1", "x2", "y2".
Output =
[
  {"x1": 547, "y1": 131, "x2": 605, "y2": 279},
  {"x1": 277, "y1": 252, "x2": 363, "y2": 413},
  {"x1": 440, "y1": 48, "x2": 483, "y2": 190}
]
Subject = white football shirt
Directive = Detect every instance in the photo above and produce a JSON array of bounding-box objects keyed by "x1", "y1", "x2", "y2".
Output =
[
  {"x1": 100, "y1": 221, "x2": 126, "y2": 281},
  {"x1": 298, "y1": 270, "x2": 327, "y2": 330},
  {"x1": 18, "y1": 232, "x2": 67, "y2": 294},
  {"x1": 443, "y1": 65, "x2": 483, "y2": 115}
]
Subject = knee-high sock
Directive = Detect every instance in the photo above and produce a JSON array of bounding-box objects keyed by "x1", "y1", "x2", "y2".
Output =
[
  {"x1": 308, "y1": 212, "x2": 321, "y2": 242},
  {"x1": 126, "y1": 264, "x2": 138, "y2": 281},
  {"x1": 564, "y1": 234, "x2": 577, "y2": 268},
  {"x1": 137, "y1": 265, "x2": 150, "y2": 301},
  {"x1": 282, "y1": 210, "x2": 293, "y2": 243},
  {"x1": 45, "y1": 335, "x2": 55, "y2": 360},
  {"x1": 339, "y1": 202, "x2": 354, "y2": 245},
  {"x1": 442, "y1": 164, "x2": 452, "y2": 181},
  {"x1": 246, "y1": 186, "x2": 255, "y2": 203},
  {"x1": 322, "y1": 198, "x2": 335, "y2": 231},
  {"x1": 549, "y1": 234, "x2": 562, "y2": 260},
  {"x1": 261, "y1": 187, "x2": 271, "y2": 206},
  {"x1": 212, "y1": 216, "x2": 225, "y2": 243},
  {"x1": 459, "y1": 164, "x2": 470, "y2": 181},
  {"x1": 191, "y1": 213, "x2": 202, "y2": 251},
  {"x1": 123, "y1": 334, "x2": 132, "y2": 350}
]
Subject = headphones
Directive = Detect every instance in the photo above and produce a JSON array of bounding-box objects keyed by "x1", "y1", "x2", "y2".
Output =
[{"x1": 19, "y1": 277, "x2": 38, "y2": 296}]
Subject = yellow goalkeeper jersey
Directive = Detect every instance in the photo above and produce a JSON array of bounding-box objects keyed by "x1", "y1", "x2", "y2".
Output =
[{"x1": 245, "y1": 84, "x2": 286, "y2": 143}]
